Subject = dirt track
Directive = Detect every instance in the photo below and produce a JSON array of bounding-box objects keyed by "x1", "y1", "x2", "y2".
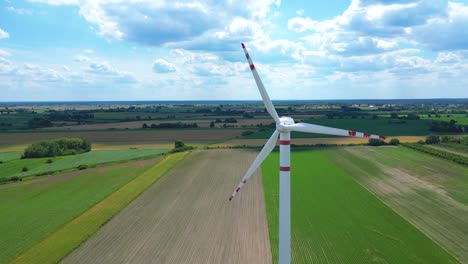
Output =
[{"x1": 61, "y1": 149, "x2": 272, "y2": 264}]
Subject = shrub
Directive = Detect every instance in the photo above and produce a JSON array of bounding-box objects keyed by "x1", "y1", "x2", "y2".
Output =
[
  {"x1": 169, "y1": 146, "x2": 194, "y2": 153},
  {"x1": 368, "y1": 139, "x2": 386, "y2": 146},
  {"x1": 10, "y1": 176, "x2": 21, "y2": 182},
  {"x1": 22, "y1": 166, "x2": 28, "y2": 172},
  {"x1": 77, "y1": 164, "x2": 88, "y2": 170},
  {"x1": 0, "y1": 160, "x2": 3, "y2": 164},
  {"x1": 389, "y1": 138, "x2": 400, "y2": 145},
  {"x1": 46, "y1": 159, "x2": 53, "y2": 164},
  {"x1": 174, "y1": 140, "x2": 185, "y2": 148},
  {"x1": 425, "y1": 135, "x2": 440, "y2": 144}
]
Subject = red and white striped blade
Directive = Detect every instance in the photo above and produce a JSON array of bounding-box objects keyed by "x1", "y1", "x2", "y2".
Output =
[
  {"x1": 241, "y1": 43, "x2": 280, "y2": 123},
  {"x1": 285, "y1": 122, "x2": 387, "y2": 140},
  {"x1": 229, "y1": 129, "x2": 279, "y2": 201}
]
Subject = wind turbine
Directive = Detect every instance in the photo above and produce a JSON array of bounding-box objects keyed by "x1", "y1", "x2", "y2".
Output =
[{"x1": 229, "y1": 43, "x2": 387, "y2": 264}]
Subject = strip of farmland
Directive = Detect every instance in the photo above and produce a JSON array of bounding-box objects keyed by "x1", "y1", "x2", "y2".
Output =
[
  {"x1": 0, "y1": 129, "x2": 246, "y2": 146},
  {"x1": 331, "y1": 146, "x2": 468, "y2": 263},
  {"x1": 61, "y1": 149, "x2": 271, "y2": 264},
  {"x1": 262, "y1": 150, "x2": 458, "y2": 264}
]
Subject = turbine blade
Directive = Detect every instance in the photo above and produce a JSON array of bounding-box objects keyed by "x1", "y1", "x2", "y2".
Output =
[
  {"x1": 285, "y1": 123, "x2": 387, "y2": 140},
  {"x1": 241, "y1": 43, "x2": 280, "y2": 123},
  {"x1": 229, "y1": 129, "x2": 279, "y2": 201}
]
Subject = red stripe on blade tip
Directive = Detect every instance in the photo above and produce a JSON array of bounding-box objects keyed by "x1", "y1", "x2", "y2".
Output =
[
  {"x1": 229, "y1": 195, "x2": 233, "y2": 201},
  {"x1": 242, "y1": 180, "x2": 247, "y2": 184},
  {"x1": 236, "y1": 187, "x2": 240, "y2": 192},
  {"x1": 280, "y1": 166, "x2": 290, "y2": 171},
  {"x1": 379, "y1": 135, "x2": 387, "y2": 140},
  {"x1": 250, "y1": 64, "x2": 255, "y2": 70},
  {"x1": 241, "y1": 43, "x2": 245, "y2": 48},
  {"x1": 279, "y1": 140, "x2": 290, "y2": 145}
]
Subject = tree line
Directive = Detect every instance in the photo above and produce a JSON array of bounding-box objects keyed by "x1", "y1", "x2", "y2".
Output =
[{"x1": 22, "y1": 138, "x2": 91, "y2": 159}]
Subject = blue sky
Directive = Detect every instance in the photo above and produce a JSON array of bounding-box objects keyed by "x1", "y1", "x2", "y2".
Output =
[{"x1": 1, "y1": 0, "x2": 468, "y2": 101}]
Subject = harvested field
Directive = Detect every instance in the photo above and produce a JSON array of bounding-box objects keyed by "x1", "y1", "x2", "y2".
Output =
[
  {"x1": 331, "y1": 146, "x2": 468, "y2": 263},
  {"x1": 0, "y1": 129, "x2": 247, "y2": 146},
  {"x1": 215, "y1": 136, "x2": 426, "y2": 147},
  {"x1": 62, "y1": 149, "x2": 271, "y2": 264}
]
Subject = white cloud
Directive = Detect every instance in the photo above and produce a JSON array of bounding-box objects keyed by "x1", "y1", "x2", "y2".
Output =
[
  {"x1": 6, "y1": 6, "x2": 33, "y2": 15},
  {"x1": 74, "y1": 54, "x2": 90, "y2": 62},
  {"x1": 412, "y1": 2, "x2": 468, "y2": 50},
  {"x1": 0, "y1": 28, "x2": 9, "y2": 39},
  {"x1": 29, "y1": 0, "x2": 280, "y2": 52},
  {"x1": 288, "y1": 0, "x2": 468, "y2": 54},
  {"x1": 288, "y1": 17, "x2": 316, "y2": 33},
  {"x1": 28, "y1": 0, "x2": 78, "y2": 5},
  {"x1": 152, "y1": 59, "x2": 176, "y2": 73},
  {"x1": 0, "y1": 49, "x2": 11, "y2": 57}
]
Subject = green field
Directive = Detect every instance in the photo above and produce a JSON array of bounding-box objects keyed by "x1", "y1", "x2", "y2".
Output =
[
  {"x1": 331, "y1": 146, "x2": 468, "y2": 261},
  {"x1": 261, "y1": 150, "x2": 458, "y2": 263},
  {"x1": 0, "y1": 152, "x2": 22, "y2": 163},
  {"x1": 244, "y1": 118, "x2": 434, "y2": 139},
  {"x1": 0, "y1": 149, "x2": 169, "y2": 180},
  {"x1": 0, "y1": 160, "x2": 155, "y2": 263},
  {"x1": 420, "y1": 114, "x2": 468, "y2": 125}
]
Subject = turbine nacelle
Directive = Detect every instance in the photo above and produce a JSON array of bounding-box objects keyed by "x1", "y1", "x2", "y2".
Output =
[{"x1": 277, "y1": 116, "x2": 295, "y2": 132}]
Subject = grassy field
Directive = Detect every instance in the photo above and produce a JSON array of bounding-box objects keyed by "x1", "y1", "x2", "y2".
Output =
[
  {"x1": 0, "y1": 149, "x2": 169, "y2": 180},
  {"x1": 420, "y1": 114, "x2": 468, "y2": 125},
  {"x1": 332, "y1": 146, "x2": 468, "y2": 262},
  {"x1": 436, "y1": 143, "x2": 468, "y2": 156},
  {"x1": 0, "y1": 152, "x2": 22, "y2": 162},
  {"x1": 0, "y1": 159, "x2": 158, "y2": 264},
  {"x1": 262, "y1": 150, "x2": 458, "y2": 264},
  {"x1": 10, "y1": 152, "x2": 187, "y2": 264}
]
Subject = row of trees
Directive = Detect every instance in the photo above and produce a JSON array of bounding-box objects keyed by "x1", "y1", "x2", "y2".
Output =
[
  {"x1": 142, "y1": 122, "x2": 198, "y2": 129},
  {"x1": 429, "y1": 120, "x2": 467, "y2": 133},
  {"x1": 22, "y1": 138, "x2": 91, "y2": 158}
]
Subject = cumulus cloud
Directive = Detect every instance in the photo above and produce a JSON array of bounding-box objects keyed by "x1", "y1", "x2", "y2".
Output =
[
  {"x1": 86, "y1": 61, "x2": 137, "y2": 83},
  {"x1": 30, "y1": 0, "x2": 279, "y2": 50},
  {"x1": 288, "y1": 0, "x2": 468, "y2": 54},
  {"x1": 0, "y1": 28, "x2": 9, "y2": 39},
  {"x1": 152, "y1": 59, "x2": 176, "y2": 73}
]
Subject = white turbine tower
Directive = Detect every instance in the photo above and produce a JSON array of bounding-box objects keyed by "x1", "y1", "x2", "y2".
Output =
[{"x1": 229, "y1": 43, "x2": 387, "y2": 264}]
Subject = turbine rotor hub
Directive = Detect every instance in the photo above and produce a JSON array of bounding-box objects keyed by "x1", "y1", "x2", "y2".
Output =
[{"x1": 277, "y1": 116, "x2": 295, "y2": 132}]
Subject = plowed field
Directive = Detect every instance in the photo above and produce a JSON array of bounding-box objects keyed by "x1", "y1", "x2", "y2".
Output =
[{"x1": 61, "y1": 149, "x2": 271, "y2": 264}]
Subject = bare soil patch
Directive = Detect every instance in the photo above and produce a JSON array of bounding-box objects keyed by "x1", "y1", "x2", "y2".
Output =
[{"x1": 61, "y1": 149, "x2": 271, "y2": 264}]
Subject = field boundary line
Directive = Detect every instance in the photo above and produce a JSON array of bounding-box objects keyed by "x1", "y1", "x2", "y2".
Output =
[
  {"x1": 9, "y1": 151, "x2": 189, "y2": 264},
  {"x1": 330, "y1": 149, "x2": 462, "y2": 263}
]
